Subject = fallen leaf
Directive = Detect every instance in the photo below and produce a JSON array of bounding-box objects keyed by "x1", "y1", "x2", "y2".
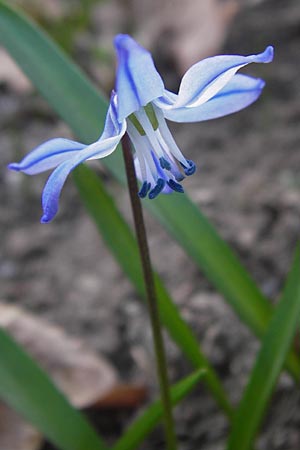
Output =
[
  {"x1": 0, "y1": 49, "x2": 32, "y2": 93},
  {"x1": 95, "y1": 384, "x2": 147, "y2": 409},
  {"x1": 0, "y1": 402, "x2": 42, "y2": 450},
  {"x1": 0, "y1": 302, "x2": 148, "y2": 449},
  {"x1": 0, "y1": 301, "x2": 118, "y2": 408},
  {"x1": 13, "y1": 0, "x2": 66, "y2": 21},
  {"x1": 133, "y1": 0, "x2": 240, "y2": 73}
]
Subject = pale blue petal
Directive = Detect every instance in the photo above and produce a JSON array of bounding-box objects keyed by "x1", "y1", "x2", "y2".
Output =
[
  {"x1": 8, "y1": 92, "x2": 123, "y2": 175},
  {"x1": 171, "y1": 46, "x2": 274, "y2": 109},
  {"x1": 114, "y1": 34, "x2": 164, "y2": 122},
  {"x1": 41, "y1": 124, "x2": 126, "y2": 223},
  {"x1": 8, "y1": 139, "x2": 87, "y2": 175},
  {"x1": 99, "y1": 91, "x2": 121, "y2": 140},
  {"x1": 154, "y1": 90, "x2": 178, "y2": 108},
  {"x1": 162, "y1": 74, "x2": 266, "y2": 122}
]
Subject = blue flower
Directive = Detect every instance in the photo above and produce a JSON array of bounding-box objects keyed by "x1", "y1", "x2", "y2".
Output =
[{"x1": 9, "y1": 34, "x2": 273, "y2": 223}]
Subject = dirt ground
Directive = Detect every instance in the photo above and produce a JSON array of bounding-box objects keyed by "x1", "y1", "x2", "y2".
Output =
[{"x1": 1, "y1": 0, "x2": 300, "y2": 449}]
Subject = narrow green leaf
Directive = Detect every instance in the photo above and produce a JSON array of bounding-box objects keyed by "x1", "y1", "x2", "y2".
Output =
[
  {"x1": 0, "y1": 328, "x2": 107, "y2": 450},
  {"x1": 73, "y1": 164, "x2": 233, "y2": 417},
  {"x1": 227, "y1": 247, "x2": 300, "y2": 450},
  {"x1": 0, "y1": 1, "x2": 299, "y2": 381},
  {"x1": 0, "y1": 1, "x2": 107, "y2": 145},
  {"x1": 148, "y1": 196, "x2": 300, "y2": 381},
  {"x1": 113, "y1": 370, "x2": 205, "y2": 450}
]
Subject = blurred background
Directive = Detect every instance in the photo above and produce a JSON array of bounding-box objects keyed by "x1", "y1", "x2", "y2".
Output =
[{"x1": 1, "y1": 0, "x2": 300, "y2": 449}]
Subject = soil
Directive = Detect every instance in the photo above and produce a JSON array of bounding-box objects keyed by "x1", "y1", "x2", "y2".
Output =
[{"x1": 1, "y1": 0, "x2": 300, "y2": 449}]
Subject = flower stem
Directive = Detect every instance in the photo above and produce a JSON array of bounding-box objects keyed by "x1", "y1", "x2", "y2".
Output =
[{"x1": 121, "y1": 134, "x2": 177, "y2": 450}]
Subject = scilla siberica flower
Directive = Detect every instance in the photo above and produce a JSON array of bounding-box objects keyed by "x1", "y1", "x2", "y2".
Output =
[{"x1": 9, "y1": 35, "x2": 273, "y2": 223}]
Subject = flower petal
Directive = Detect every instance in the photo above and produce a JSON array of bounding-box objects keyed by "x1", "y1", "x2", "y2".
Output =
[
  {"x1": 99, "y1": 91, "x2": 121, "y2": 140},
  {"x1": 172, "y1": 46, "x2": 273, "y2": 109},
  {"x1": 8, "y1": 92, "x2": 122, "y2": 175},
  {"x1": 114, "y1": 34, "x2": 164, "y2": 122},
  {"x1": 8, "y1": 138, "x2": 87, "y2": 175},
  {"x1": 41, "y1": 123, "x2": 126, "y2": 223},
  {"x1": 162, "y1": 74, "x2": 266, "y2": 122}
]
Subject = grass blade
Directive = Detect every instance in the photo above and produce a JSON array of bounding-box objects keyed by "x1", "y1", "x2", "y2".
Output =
[
  {"x1": 226, "y1": 248, "x2": 300, "y2": 450},
  {"x1": 0, "y1": 1, "x2": 106, "y2": 145},
  {"x1": 0, "y1": 328, "x2": 107, "y2": 450},
  {"x1": 112, "y1": 370, "x2": 205, "y2": 450},
  {"x1": 73, "y1": 164, "x2": 233, "y2": 417}
]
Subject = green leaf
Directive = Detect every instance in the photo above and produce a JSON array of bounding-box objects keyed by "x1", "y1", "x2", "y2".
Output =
[
  {"x1": 73, "y1": 164, "x2": 233, "y2": 418},
  {"x1": 0, "y1": 1, "x2": 107, "y2": 144},
  {"x1": 226, "y1": 247, "x2": 300, "y2": 450},
  {"x1": 147, "y1": 196, "x2": 300, "y2": 381},
  {"x1": 112, "y1": 370, "x2": 205, "y2": 450},
  {"x1": 0, "y1": 1, "x2": 298, "y2": 381},
  {"x1": 146, "y1": 194, "x2": 271, "y2": 338},
  {"x1": 0, "y1": 328, "x2": 107, "y2": 450}
]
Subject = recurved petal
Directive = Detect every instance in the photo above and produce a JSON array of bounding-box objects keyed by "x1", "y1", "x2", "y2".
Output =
[
  {"x1": 114, "y1": 34, "x2": 164, "y2": 122},
  {"x1": 8, "y1": 138, "x2": 87, "y2": 175},
  {"x1": 172, "y1": 46, "x2": 273, "y2": 109},
  {"x1": 41, "y1": 124, "x2": 126, "y2": 223},
  {"x1": 163, "y1": 74, "x2": 266, "y2": 122},
  {"x1": 99, "y1": 91, "x2": 123, "y2": 140}
]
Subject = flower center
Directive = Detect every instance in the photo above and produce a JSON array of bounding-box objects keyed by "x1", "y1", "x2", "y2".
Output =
[{"x1": 127, "y1": 103, "x2": 196, "y2": 199}]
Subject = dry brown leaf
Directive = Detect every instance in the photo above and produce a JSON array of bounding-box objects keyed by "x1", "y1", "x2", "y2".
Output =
[
  {"x1": 12, "y1": 0, "x2": 66, "y2": 21},
  {"x1": 95, "y1": 384, "x2": 147, "y2": 409},
  {"x1": 0, "y1": 302, "x2": 148, "y2": 449},
  {"x1": 0, "y1": 403, "x2": 42, "y2": 450},
  {"x1": 133, "y1": 0, "x2": 240, "y2": 73},
  {"x1": 93, "y1": 0, "x2": 240, "y2": 83},
  {"x1": 0, "y1": 49, "x2": 32, "y2": 93},
  {"x1": 0, "y1": 302, "x2": 118, "y2": 408}
]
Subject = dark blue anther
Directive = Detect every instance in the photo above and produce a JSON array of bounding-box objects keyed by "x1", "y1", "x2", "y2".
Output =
[
  {"x1": 138, "y1": 181, "x2": 150, "y2": 198},
  {"x1": 175, "y1": 173, "x2": 185, "y2": 182},
  {"x1": 181, "y1": 159, "x2": 196, "y2": 176},
  {"x1": 159, "y1": 157, "x2": 171, "y2": 171},
  {"x1": 167, "y1": 179, "x2": 184, "y2": 193},
  {"x1": 148, "y1": 178, "x2": 165, "y2": 199}
]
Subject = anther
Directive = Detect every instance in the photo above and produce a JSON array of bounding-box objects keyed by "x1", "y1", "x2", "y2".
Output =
[
  {"x1": 175, "y1": 173, "x2": 185, "y2": 182},
  {"x1": 167, "y1": 179, "x2": 184, "y2": 193},
  {"x1": 159, "y1": 157, "x2": 171, "y2": 171},
  {"x1": 181, "y1": 159, "x2": 196, "y2": 176},
  {"x1": 138, "y1": 181, "x2": 151, "y2": 198},
  {"x1": 148, "y1": 178, "x2": 165, "y2": 199}
]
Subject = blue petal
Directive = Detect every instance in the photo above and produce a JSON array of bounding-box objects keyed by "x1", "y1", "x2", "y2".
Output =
[
  {"x1": 100, "y1": 91, "x2": 121, "y2": 139},
  {"x1": 8, "y1": 138, "x2": 87, "y2": 175},
  {"x1": 171, "y1": 46, "x2": 273, "y2": 109},
  {"x1": 162, "y1": 74, "x2": 266, "y2": 122},
  {"x1": 114, "y1": 34, "x2": 164, "y2": 122},
  {"x1": 8, "y1": 92, "x2": 123, "y2": 176},
  {"x1": 41, "y1": 125, "x2": 125, "y2": 223}
]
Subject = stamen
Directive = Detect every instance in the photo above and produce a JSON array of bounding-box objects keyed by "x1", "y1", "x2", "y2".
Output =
[
  {"x1": 135, "y1": 109, "x2": 164, "y2": 158},
  {"x1": 144, "y1": 103, "x2": 159, "y2": 130},
  {"x1": 138, "y1": 181, "x2": 151, "y2": 198},
  {"x1": 149, "y1": 178, "x2": 165, "y2": 199},
  {"x1": 167, "y1": 179, "x2": 184, "y2": 193},
  {"x1": 128, "y1": 113, "x2": 146, "y2": 136},
  {"x1": 153, "y1": 106, "x2": 188, "y2": 166},
  {"x1": 175, "y1": 173, "x2": 185, "y2": 182},
  {"x1": 181, "y1": 159, "x2": 196, "y2": 176},
  {"x1": 159, "y1": 156, "x2": 171, "y2": 170}
]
